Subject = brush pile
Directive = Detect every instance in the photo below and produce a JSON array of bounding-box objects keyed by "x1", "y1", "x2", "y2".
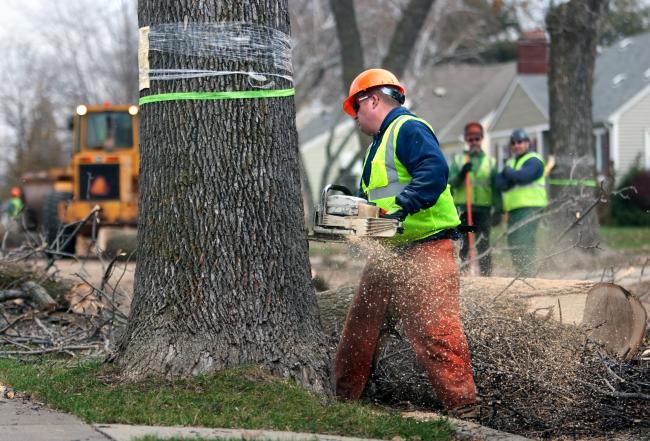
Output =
[
  {"x1": 318, "y1": 283, "x2": 650, "y2": 439},
  {"x1": 0, "y1": 262, "x2": 128, "y2": 358}
]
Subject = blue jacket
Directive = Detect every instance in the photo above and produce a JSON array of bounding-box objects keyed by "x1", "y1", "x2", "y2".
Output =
[
  {"x1": 495, "y1": 153, "x2": 544, "y2": 192},
  {"x1": 360, "y1": 107, "x2": 448, "y2": 214}
]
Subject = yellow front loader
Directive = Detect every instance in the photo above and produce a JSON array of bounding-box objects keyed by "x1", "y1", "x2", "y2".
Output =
[{"x1": 22, "y1": 103, "x2": 139, "y2": 254}]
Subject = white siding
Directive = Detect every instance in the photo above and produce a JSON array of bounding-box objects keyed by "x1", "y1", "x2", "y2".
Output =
[
  {"x1": 617, "y1": 91, "x2": 650, "y2": 175},
  {"x1": 300, "y1": 121, "x2": 362, "y2": 194},
  {"x1": 491, "y1": 84, "x2": 548, "y2": 133}
]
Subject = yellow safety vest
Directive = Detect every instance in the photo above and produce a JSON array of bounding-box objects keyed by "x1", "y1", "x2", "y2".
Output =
[
  {"x1": 502, "y1": 152, "x2": 548, "y2": 212},
  {"x1": 361, "y1": 115, "x2": 460, "y2": 245},
  {"x1": 452, "y1": 153, "x2": 494, "y2": 207}
]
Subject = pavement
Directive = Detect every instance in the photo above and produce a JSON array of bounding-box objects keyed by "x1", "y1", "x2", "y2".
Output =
[
  {"x1": 0, "y1": 396, "x2": 108, "y2": 441},
  {"x1": 0, "y1": 395, "x2": 531, "y2": 441}
]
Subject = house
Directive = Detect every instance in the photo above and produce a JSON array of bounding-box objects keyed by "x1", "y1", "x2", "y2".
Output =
[
  {"x1": 297, "y1": 62, "x2": 516, "y2": 198},
  {"x1": 489, "y1": 30, "x2": 650, "y2": 181}
]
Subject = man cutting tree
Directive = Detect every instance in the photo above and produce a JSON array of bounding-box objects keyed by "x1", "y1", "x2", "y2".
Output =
[{"x1": 333, "y1": 68, "x2": 479, "y2": 417}]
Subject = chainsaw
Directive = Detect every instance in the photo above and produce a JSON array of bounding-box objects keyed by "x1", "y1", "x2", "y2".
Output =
[{"x1": 309, "y1": 184, "x2": 402, "y2": 242}]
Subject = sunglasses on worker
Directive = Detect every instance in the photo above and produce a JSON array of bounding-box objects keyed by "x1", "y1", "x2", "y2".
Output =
[
  {"x1": 352, "y1": 94, "x2": 371, "y2": 114},
  {"x1": 465, "y1": 136, "x2": 482, "y2": 143}
]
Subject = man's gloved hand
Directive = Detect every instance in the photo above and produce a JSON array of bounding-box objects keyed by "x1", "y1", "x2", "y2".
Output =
[
  {"x1": 459, "y1": 162, "x2": 473, "y2": 177},
  {"x1": 383, "y1": 209, "x2": 407, "y2": 222}
]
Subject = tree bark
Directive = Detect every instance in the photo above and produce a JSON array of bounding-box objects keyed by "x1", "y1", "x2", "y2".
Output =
[
  {"x1": 381, "y1": 0, "x2": 436, "y2": 78},
  {"x1": 114, "y1": 0, "x2": 331, "y2": 396},
  {"x1": 329, "y1": 0, "x2": 365, "y2": 96},
  {"x1": 328, "y1": 0, "x2": 370, "y2": 167},
  {"x1": 545, "y1": 0, "x2": 609, "y2": 248}
]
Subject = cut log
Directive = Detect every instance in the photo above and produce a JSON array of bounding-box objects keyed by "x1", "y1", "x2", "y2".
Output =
[
  {"x1": 0, "y1": 262, "x2": 73, "y2": 305},
  {"x1": 316, "y1": 277, "x2": 597, "y2": 334},
  {"x1": 582, "y1": 282, "x2": 647, "y2": 360},
  {"x1": 0, "y1": 281, "x2": 57, "y2": 309}
]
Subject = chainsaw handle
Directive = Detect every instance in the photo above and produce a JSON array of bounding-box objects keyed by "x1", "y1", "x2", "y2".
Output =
[
  {"x1": 321, "y1": 184, "x2": 352, "y2": 200},
  {"x1": 315, "y1": 184, "x2": 354, "y2": 227}
]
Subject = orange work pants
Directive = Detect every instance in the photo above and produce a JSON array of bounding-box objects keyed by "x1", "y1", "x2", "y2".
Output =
[{"x1": 333, "y1": 239, "x2": 477, "y2": 409}]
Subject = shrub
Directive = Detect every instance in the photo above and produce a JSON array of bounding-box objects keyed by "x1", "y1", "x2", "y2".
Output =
[{"x1": 610, "y1": 167, "x2": 650, "y2": 226}]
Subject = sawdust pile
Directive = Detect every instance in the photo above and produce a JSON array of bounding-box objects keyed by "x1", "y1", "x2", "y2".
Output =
[{"x1": 365, "y1": 292, "x2": 649, "y2": 438}]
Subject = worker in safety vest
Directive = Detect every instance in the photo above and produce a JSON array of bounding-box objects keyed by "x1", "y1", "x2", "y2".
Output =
[
  {"x1": 333, "y1": 68, "x2": 478, "y2": 417},
  {"x1": 5, "y1": 187, "x2": 24, "y2": 219},
  {"x1": 448, "y1": 122, "x2": 499, "y2": 276},
  {"x1": 496, "y1": 128, "x2": 548, "y2": 277}
]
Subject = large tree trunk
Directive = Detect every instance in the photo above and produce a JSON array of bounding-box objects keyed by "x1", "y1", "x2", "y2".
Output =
[
  {"x1": 545, "y1": 0, "x2": 609, "y2": 247},
  {"x1": 114, "y1": 0, "x2": 331, "y2": 396}
]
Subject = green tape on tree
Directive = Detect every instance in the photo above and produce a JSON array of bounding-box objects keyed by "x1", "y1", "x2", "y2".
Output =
[
  {"x1": 139, "y1": 88, "x2": 295, "y2": 105},
  {"x1": 548, "y1": 178, "x2": 598, "y2": 188}
]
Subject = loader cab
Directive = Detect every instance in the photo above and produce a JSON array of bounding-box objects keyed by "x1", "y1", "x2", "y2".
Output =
[
  {"x1": 62, "y1": 103, "x2": 140, "y2": 224},
  {"x1": 72, "y1": 104, "x2": 139, "y2": 154}
]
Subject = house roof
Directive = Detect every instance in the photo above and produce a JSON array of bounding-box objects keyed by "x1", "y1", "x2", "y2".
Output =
[
  {"x1": 410, "y1": 62, "x2": 516, "y2": 143},
  {"x1": 593, "y1": 31, "x2": 650, "y2": 121},
  {"x1": 491, "y1": 31, "x2": 650, "y2": 129},
  {"x1": 297, "y1": 62, "x2": 517, "y2": 146},
  {"x1": 517, "y1": 75, "x2": 548, "y2": 119}
]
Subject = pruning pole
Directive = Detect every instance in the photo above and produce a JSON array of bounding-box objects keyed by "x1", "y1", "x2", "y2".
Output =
[{"x1": 465, "y1": 154, "x2": 477, "y2": 274}]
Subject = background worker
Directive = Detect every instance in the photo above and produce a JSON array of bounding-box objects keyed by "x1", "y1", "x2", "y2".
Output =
[
  {"x1": 496, "y1": 128, "x2": 548, "y2": 277},
  {"x1": 5, "y1": 187, "x2": 24, "y2": 219},
  {"x1": 449, "y1": 122, "x2": 499, "y2": 276},
  {"x1": 334, "y1": 68, "x2": 478, "y2": 416},
  {"x1": 1, "y1": 186, "x2": 24, "y2": 232}
]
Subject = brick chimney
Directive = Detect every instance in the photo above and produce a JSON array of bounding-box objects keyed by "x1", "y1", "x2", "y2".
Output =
[{"x1": 517, "y1": 29, "x2": 548, "y2": 74}]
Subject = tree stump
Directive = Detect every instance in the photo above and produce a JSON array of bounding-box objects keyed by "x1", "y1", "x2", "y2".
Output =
[{"x1": 583, "y1": 282, "x2": 647, "y2": 360}]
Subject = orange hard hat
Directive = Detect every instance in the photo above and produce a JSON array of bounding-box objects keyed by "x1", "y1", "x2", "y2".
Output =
[
  {"x1": 342, "y1": 68, "x2": 405, "y2": 117},
  {"x1": 10, "y1": 187, "x2": 21, "y2": 197}
]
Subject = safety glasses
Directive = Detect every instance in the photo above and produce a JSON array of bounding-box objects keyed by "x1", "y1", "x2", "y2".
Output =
[
  {"x1": 466, "y1": 136, "x2": 482, "y2": 143},
  {"x1": 511, "y1": 139, "x2": 527, "y2": 145},
  {"x1": 352, "y1": 94, "x2": 371, "y2": 114}
]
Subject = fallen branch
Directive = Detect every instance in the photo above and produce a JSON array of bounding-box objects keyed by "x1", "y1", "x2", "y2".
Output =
[
  {"x1": 0, "y1": 344, "x2": 100, "y2": 357},
  {"x1": 0, "y1": 282, "x2": 57, "y2": 310}
]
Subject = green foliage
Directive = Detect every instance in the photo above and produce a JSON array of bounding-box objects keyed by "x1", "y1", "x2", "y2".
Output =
[
  {"x1": 0, "y1": 358, "x2": 452, "y2": 441},
  {"x1": 601, "y1": 226, "x2": 650, "y2": 250},
  {"x1": 609, "y1": 166, "x2": 650, "y2": 226}
]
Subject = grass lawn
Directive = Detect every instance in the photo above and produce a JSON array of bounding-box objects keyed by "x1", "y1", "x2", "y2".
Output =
[
  {"x1": 600, "y1": 226, "x2": 650, "y2": 250},
  {"x1": 0, "y1": 358, "x2": 452, "y2": 441}
]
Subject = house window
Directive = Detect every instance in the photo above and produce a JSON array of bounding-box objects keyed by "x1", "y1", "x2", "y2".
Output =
[
  {"x1": 594, "y1": 129, "x2": 604, "y2": 173},
  {"x1": 645, "y1": 128, "x2": 650, "y2": 170}
]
